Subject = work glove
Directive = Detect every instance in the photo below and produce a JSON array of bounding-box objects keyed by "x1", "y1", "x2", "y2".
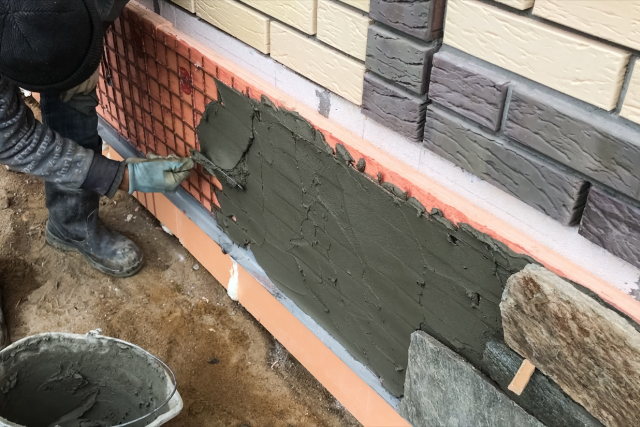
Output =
[
  {"x1": 60, "y1": 69, "x2": 100, "y2": 102},
  {"x1": 126, "y1": 154, "x2": 194, "y2": 194}
]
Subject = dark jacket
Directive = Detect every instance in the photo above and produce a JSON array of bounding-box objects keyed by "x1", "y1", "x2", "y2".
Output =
[{"x1": 0, "y1": 0, "x2": 130, "y2": 197}]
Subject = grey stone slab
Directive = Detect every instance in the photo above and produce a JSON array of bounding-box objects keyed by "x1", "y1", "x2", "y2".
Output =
[
  {"x1": 365, "y1": 24, "x2": 439, "y2": 95},
  {"x1": 502, "y1": 264, "x2": 640, "y2": 427},
  {"x1": 483, "y1": 341, "x2": 604, "y2": 427},
  {"x1": 579, "y1": 186, "x2": 640, "y2": 269},
  {"x1": 429, "y1": 51, "x2": 510, "y2": 131},
  {"x1": 504, "y1": 87, "x2": 640, "y2": 201},
  {"x1": 370, "y1": 0, "x2": 445, "y2": 41},
  {"x1": 400, "y1": 331, "x2": 544, "y2": 427},
  {"x1": 423, "y1": 106, "x2": 590, "y2": 225},
  {"x1": 362, "y1": 72, "x2": 428, "y2": 141}
]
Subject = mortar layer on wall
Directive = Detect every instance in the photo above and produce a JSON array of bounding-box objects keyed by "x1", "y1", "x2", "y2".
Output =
[
  {"x1": 196, "y1": 79, "x2": 535, "y2": 397},
  {"x1": 156, "y1": 0, "x2": 640, "y2": 298}
]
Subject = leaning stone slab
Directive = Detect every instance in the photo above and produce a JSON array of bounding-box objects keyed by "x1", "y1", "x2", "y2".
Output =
[
  {"x1": 400, "y1": 331, "x2": 544, "y2": 427},
  {"x1": 429, "y1": 51, "x2": 510, "y2": 131},
  {"x1": 423, "y1": 106, "x2": 590, "y2": 225},
  {"x1": 483, "y1": 341, "x2": 604, "y2": 427},
  {"x1": 370, "y1": 0, "x2": 446, "y2": 41},
  {"x1": 501, "y1": 264, "x2": 640, "y2": 427},
  {"x1": 579, "y1": 186, "x2": 640, "y2": 269}
]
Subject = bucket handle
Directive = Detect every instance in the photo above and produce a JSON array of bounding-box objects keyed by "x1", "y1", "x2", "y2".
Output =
[{"x1": 83, "y1": 329, "x2": 179, "y2": 427}]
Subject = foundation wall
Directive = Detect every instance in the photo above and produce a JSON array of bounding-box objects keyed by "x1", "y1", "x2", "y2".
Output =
[{"x1": 97, "y1": 1, "x2": 640, "y2": 424}]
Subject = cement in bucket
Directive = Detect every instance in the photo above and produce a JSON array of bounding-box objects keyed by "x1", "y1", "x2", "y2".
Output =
[{"x1": 0, "y1": 330, "x2": 183, "y2": 427}]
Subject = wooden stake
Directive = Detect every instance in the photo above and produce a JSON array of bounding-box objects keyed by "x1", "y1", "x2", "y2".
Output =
[{"x1": 508, "y1": 359, "x2": 536, "y2": 395}]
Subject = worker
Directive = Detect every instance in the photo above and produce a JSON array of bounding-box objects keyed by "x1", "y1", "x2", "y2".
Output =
[{"x1": 0, "y1": 0, "x2": 192, "y2": 349}]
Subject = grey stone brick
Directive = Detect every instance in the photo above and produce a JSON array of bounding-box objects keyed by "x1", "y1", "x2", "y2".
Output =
[
  {"x1": 482, "y1": 341, "x2": 604, "y2": 427},
  {"x1": 365, "y1": 24, "x2": 439, "y2": 95},
  {"x1": 424, "y1": 106, "x2": 590, "y2": 225},
  {"x1": 579, "y1": 187, "x2": 640, "y2": 269},
  {"x1": 362, "y1": 72, "x2": 428, "y2": 141},
  {"x1": 370, "y1": 0, "x2": 446, "y2": 41},
  {"x1": 400, "y1": 331, "x2": 544, "y2": 427},
  {"x1": 429, "y1": 51, "x2": 510, "y2": 131},
  {"x1": 504, "y1": 87, "x2": 640, "y2": 201}
]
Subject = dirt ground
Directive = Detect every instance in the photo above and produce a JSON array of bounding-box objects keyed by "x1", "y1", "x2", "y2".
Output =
[{"x1": 0, "y1": 100, "x2": 361, "y2": 427}]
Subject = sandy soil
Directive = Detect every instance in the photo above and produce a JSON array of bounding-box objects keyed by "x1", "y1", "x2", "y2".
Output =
[{"x1": 0, "y1": 99, "x2": 361, "y2": 427}]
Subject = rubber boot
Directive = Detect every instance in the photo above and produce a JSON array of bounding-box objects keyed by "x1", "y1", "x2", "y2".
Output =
[
  {"x1": 40, "y1": 90, "x2": 143, "y2": 278},
  {"x1": 45, "y1": 183, "x2": 144, "y2": 278}
]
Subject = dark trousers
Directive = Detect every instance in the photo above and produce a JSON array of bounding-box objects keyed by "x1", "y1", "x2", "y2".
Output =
[{"x1": 40, "y1": 91, "x2": 101, "y2": 152}]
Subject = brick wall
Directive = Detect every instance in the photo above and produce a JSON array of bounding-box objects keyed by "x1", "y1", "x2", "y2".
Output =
[
  {"x1": 157, "y1": 0, "x2": 640, "y2": 275},
  {"x1": 165, "y1": 0, "x2": 372, "y2": 105},
  {"x1": 420, "y1": 0, "x2": 640, "y2": 269}
]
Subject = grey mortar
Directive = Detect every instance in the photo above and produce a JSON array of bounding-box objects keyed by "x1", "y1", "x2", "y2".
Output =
[
  {"x1": 194, "y1": 78, "x2": 536, "y2": 396},
  {"x1": 0, "y1": 333, "x2": 172, "y2": 427}
]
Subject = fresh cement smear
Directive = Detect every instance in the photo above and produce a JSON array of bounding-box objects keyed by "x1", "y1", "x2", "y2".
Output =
[
  {"x1": 0, "y1": 334, "x2": 172, "y2": 427},
  {"x1": 196, "y1": 80, "x2": 534, "y2": 397}
]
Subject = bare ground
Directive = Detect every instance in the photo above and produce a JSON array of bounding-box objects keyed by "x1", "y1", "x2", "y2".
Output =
[{"x1": 0, "y1": 100, "x2": 361, "y2": 427}]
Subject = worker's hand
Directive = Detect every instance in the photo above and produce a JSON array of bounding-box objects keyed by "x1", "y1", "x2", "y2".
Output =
[
  {"x1": 125, "y1": 154, "x2": 194, "y2": 194},
  {"x1": 60, "y1": 69, "x2": 100, "y2": 102}
]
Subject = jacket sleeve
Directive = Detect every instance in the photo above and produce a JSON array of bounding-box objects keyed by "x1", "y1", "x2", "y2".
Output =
[{"x1": 0, "y1": 75, "x2": 123, "y2": 195}]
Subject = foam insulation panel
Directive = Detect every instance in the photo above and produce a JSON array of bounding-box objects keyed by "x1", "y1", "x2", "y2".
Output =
[
  {"x1": 502, "y1": 264, "x2": 640, "y2": 427},
  {"x1": 621, "y1": 61, "x2": 640, "y2": 125},
  {"x1": 196, "y1": 0, "x2": 270, "y2": 54},
  {"x1": 239, "y1": 0, "x2": 318, "y2": 35},
  {"x1": 444, "y1": 0, "x2": 630, "y2": 110},
  {"x1": 317, "y1": 0, "x2": 371, "y2": 61},
  {"x1": 533, "y1": 0, "x2": 640, "y2": 51},
  {"x1": 400, "y1": 331, "x2": 544, "y2": 427},
  {"x1": 270, "y1": 22, "x2": 365, "y2": 105}
]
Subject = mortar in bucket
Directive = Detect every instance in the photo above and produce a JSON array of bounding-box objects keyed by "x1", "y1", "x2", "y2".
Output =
[{"x1": 0, "y1": 330, "x2": 183, "y2": 427}]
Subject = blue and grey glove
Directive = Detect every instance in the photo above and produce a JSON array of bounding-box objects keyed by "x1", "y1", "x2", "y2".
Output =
[{"x1": 126, "y1": 154, "x2": 194, "y2": 194}]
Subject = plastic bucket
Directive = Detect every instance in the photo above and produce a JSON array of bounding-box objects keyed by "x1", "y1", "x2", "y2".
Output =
[{"x1": 0, "y1": 330, "x2": 182, "y2": 427}]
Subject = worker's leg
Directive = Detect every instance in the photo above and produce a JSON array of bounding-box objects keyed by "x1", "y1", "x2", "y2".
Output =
[{"x1": 40, "y1": 90, "x2": 144, "y2": 278}]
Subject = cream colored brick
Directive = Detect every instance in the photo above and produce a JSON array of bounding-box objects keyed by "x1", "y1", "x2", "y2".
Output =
[
  {"x1": 492, "y1": 0, "x2": 534, "y2": 10},
  {"x1": 444, "y1": 0, "x2": 630, "y2": 110},
  {"x1": 317, "y1": 0, "x2": 371, "y2": 61},
  {"x1": 270, "y1": 22, "x2": 365, "y2": 105},
  {"x1": 621, "y1": 62, "x2": 640, "y2": 125},
  {"x1": 196, "y1": 0, "x2": 270, "y2": 54},
  {"x1": 339, "y1": 0, "x2": 369, "y2": 12},
  {"x1": 168, "y1": 0, "x2": 195, "y2": 13},
  {"x1": 534, "y1": 1, "x2": 640, "y2": 51},
  {"x1": 239, "y1": 0, "x2": 317, "y2": 34}
]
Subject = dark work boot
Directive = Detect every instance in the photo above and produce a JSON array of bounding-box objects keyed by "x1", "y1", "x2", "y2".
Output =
[
  {"x1": 45, "y1": 183, "x2": 144, "y2": 278},
  {"x1": 41, "y1": 89, "x2": 143, "y2": 278}
]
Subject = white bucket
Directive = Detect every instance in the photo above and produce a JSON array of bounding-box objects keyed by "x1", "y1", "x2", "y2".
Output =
[{"x1": 0, "y1": 330, "x2": 182, "y2": 427}]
